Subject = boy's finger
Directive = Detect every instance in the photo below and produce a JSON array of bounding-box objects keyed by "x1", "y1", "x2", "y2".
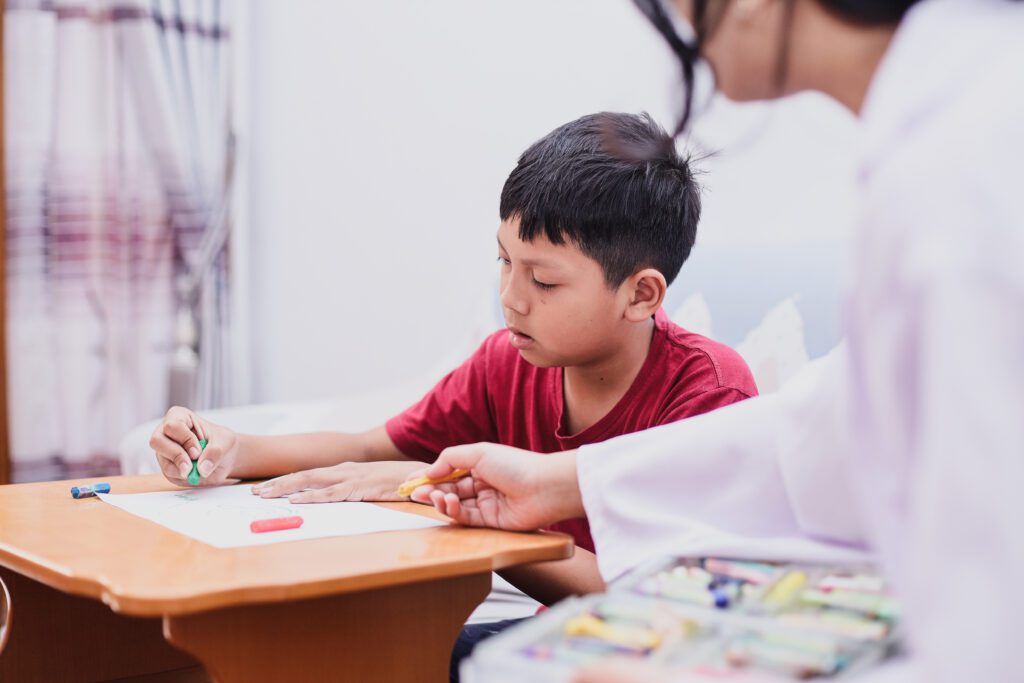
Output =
[
  {"x1": 197, "y1": 447, "x2": 223, "y2": 478},
  {"x1": 254, "y1": 476, "x2": 294, "y2": 497},
  {"x1": 163, "y1": 419, "x2": 202, "y2": 460},
  {"x1": 254, "y1": 471, "x2": 314, "y2": 498},
  {"x1": 155, "y1": 453, "x2": 189, "y2": 485},
  {"x1": 192, "y1": 416, "x2": 208, "y2": 442},
  {"x1": 151, "y1": 434, "x2": 193, "y2": 479},
  {"x1": 288, "y1": 485, "x2": 350, "y2": 504},
  {"x1": 252, "y1": 481, "x2": 280, "y2": 497}
]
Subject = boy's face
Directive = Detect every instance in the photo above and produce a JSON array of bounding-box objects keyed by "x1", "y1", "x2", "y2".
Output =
[{"x1": 497, "y1": 218, "x2": 634, "y2": 368}]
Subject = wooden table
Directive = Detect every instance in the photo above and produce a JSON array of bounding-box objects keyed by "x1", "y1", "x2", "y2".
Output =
[{"x1": 0, "y1": 475, "x2": 572, "y2": 682}]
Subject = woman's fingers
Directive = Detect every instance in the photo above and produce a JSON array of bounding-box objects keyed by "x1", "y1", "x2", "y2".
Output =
[{"x1": 426, "y1": 443, "x2": 488, "y2": 479}]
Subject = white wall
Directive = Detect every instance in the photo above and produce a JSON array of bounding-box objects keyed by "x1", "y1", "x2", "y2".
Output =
[{"x1": 241, "y1": 0, "x2": 859, "y2": 404}]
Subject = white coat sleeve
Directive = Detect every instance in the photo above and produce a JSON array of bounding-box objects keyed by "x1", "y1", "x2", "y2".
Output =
[
  {"x1": 892, "y1": 254, "x2": 1024, "y2": 683},
  {"x1": 578, "y1": 344, "x2": 869, "y2": 582},
  {"x1": 869, "y1": 95, "x2": 1024, "y2": 683}
]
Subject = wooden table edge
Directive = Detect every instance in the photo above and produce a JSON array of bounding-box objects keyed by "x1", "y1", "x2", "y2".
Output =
[{"x1": 0, "y1": 528, "x2": 573, "y2": 617}]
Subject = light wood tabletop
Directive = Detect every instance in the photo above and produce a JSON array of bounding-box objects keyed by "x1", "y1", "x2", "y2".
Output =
[{"x1": 0, "y1": 474, "x2": 573, "y2": 682}]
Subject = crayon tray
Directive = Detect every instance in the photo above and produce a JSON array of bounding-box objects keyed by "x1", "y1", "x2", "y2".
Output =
[{"x1": 462, "y1": 557, "x2": 901, "y2": 682}]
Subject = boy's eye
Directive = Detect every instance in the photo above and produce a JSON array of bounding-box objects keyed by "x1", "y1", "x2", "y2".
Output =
[
  {"x1": 532, "y1": 279, "x2": 556, "y2": 291},
  {"x1": 496, "y1": 256, "x2": 511, "y2": 266}
]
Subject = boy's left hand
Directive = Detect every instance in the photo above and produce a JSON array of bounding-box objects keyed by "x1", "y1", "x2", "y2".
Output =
[{"x1": 251, "y1": 460, "x2": 423, "y2": 503}]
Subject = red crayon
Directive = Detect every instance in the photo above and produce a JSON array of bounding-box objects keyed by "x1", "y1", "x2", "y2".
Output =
[{"x1": 250, "y1": 516, "x2": 304, "y2": 533}]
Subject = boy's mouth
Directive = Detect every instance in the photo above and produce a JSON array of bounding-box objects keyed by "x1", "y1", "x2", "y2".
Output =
[{"x1": 507, "y1": 326, "x2": 535, "y2": 350}]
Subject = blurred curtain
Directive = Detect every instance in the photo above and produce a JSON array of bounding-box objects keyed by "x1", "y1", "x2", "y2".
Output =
[{"x1": 4, "y1": 0, "x2": 233, "y2": 481}]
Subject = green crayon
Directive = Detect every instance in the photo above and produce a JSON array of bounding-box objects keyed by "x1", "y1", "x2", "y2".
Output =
[{"x1": 187, "y1": 438, "x2": 208, "y2": 486}]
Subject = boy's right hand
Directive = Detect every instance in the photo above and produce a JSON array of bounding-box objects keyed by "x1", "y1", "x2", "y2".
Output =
[{"x1": 149, "y1": 406, "x2": 239, "y2": 487}]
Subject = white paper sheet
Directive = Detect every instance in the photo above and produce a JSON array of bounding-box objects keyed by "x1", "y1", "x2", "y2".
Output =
[{"x1": 98, "y1": 485, "x2": 445, "y2": 548}]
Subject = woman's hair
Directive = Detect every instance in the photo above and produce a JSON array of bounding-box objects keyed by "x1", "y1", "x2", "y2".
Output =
[
  {"x1": 823, "y1": 1, "x2": 926, "y2": 24},
  {"x1": 630, "y1": 0, "x2": 928, "y2": 137}
]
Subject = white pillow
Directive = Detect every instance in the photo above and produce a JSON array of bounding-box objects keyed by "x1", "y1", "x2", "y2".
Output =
[
  {"x1": 735, "y1": 296, "x2": 810, "y2": 393},
  {"x1": 670, "y1": 293, "x2": 810, "y2": 394},
  {"x1": 669, "y1": 292, "x2": 714, "y2": 338}
]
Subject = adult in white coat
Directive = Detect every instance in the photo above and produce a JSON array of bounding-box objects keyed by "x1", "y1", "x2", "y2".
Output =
[{"x1": 409, "y1": 0, "x2": 1024, "y2": 681}]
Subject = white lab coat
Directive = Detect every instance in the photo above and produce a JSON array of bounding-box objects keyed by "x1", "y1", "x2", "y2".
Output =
[{"x1": 577, "y1": 0, "x2": 1024, "y2": 681}]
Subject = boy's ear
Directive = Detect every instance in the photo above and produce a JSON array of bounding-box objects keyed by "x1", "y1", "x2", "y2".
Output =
[{"x1": 623, "y1": 268, "x2": 667, "y2": 322}]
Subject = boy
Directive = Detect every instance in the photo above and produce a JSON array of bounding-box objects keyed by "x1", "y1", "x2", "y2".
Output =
[{"x1": 151, "y1": 111, "x2": 756, "y2": 656}]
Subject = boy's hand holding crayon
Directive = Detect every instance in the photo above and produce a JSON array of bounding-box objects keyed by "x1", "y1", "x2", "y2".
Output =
[{"x1": 150, "y1": 406, "x2": 240, "y2": 487}]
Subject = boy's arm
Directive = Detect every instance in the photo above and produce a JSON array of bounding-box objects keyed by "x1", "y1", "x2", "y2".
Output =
[
  {"x1": 153, "y1": 407, "x2": 407, "y2": 487},
  {"x1": 238, "y1": 426, "x2": 432, "y2": 502},
  {"x1": 230, "y1": 425, "x2": 409, "y2": 479},
  {"x1": 497, "y1": 546, "x2": 604, "y2": 606}
]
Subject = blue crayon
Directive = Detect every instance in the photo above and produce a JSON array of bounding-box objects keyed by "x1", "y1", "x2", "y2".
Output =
[
  {"x1": 711, "y1": 587, "x2": 732, "y2": 608},
  {"x1": 71, "y1": 483, "x2": 111, "y2": 499}
]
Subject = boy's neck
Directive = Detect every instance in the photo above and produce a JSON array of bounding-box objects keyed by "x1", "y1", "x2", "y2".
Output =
[{"x1": 561, "y1": 317, "x2": 656, "y2": 435}]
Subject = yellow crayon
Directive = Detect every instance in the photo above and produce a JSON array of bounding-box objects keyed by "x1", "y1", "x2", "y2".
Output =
[
  {"x1": 397, "y1": 468, "x2": 471, "y2": 497},
  {"x1": 762, "y1": 570, "x2": 808, "y2": 607},
  {"x1": 564, "y1": 614, "x2": 661, "y2": 651}
]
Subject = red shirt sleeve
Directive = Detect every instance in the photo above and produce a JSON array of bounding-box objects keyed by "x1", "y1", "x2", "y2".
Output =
[
  {"x1": 655, "y1": 337, "x2": 758, "y2": 424},
  {"x1": 385, "y1": 337, "x2": 499, "y2": 463},
  {"x1": 658, "y1": 385, "x2": 755, "y2": 424}
]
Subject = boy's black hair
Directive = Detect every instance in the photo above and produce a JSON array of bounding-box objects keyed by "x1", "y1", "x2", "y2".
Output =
[{"x1": 499, "y1": 112, "x2": 700, "y2": 288}]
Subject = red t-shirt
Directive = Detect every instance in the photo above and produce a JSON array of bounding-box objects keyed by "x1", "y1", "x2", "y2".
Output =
[{"x1": 386, "y1": 309, "x2": 757, "y2": 553}]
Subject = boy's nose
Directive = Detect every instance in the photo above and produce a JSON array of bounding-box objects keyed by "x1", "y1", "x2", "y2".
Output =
[{"x1": 499, "y1": 274, "x2": 529, "y2": 316}]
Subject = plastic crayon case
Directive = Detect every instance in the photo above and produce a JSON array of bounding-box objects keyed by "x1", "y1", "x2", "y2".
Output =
[
  {"x1": 617, "y1": 557, "x2": 901, "y2": 674},
  {"x1": 460, "y1": 594, "x2": 712, "y2": 683},
  {"x1": 463, "y1": 557, "x2": 902, "y2": 682}
]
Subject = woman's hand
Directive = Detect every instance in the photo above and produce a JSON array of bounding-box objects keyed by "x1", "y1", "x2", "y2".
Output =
[
  {"x1": 405, "y1": 443, "x2": 584, "y2": 530},
  {"x1": 150, "y1": 406, "x2": 240, "y2": 487},
  {"x1": 251, "y1": 460, "x2": 425, "y2": 503}
]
